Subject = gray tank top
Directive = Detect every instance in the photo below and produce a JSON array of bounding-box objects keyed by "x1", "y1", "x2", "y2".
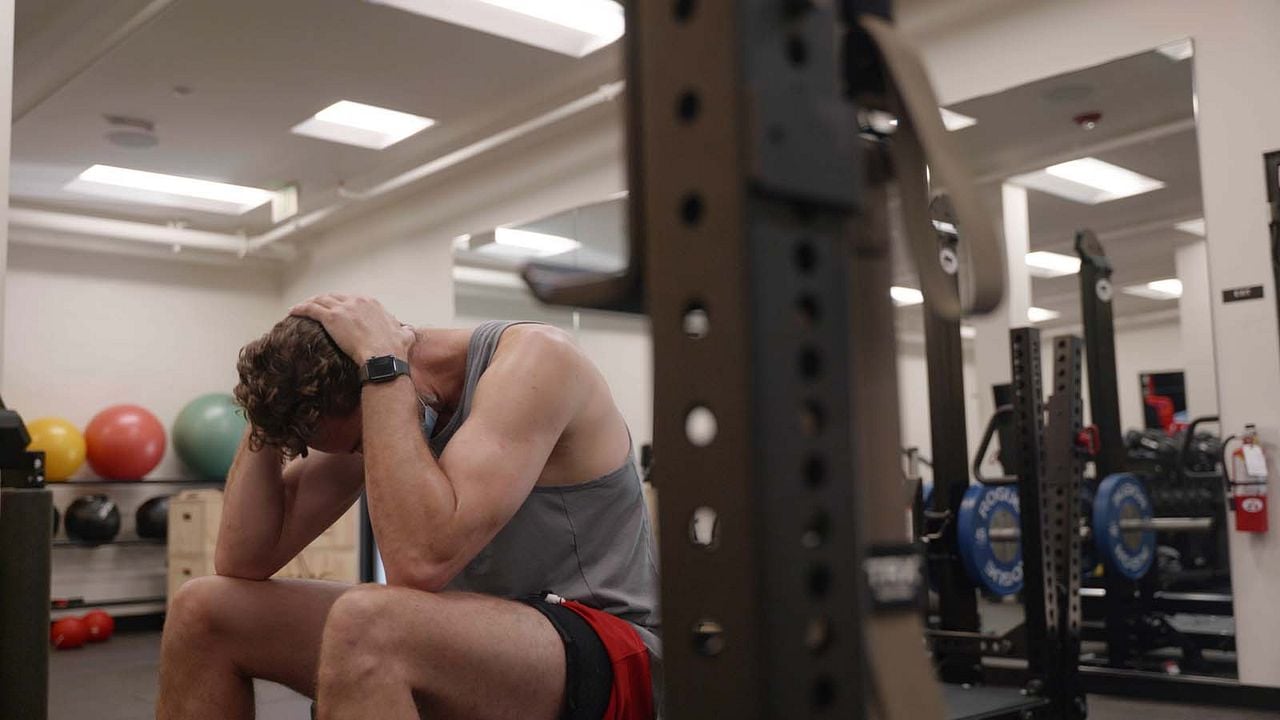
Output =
[{"x1": 433, "y1": 321, "x2": 663, "y2": 670}]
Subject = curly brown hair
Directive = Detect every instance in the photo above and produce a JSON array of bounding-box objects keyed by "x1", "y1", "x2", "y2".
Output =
[{"x1": 234, "y1": 316, "x2": 360, "y2": 458}]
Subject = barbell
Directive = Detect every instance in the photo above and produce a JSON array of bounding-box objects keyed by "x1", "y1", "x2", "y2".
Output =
[{"x1": 951, "y1": 473, "x2": 1218, "y2": 595}]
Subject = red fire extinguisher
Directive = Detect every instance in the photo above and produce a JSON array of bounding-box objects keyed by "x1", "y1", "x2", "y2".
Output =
[{"x1": 1227, "y1": 424, "x2": 1269, "y2": 533}]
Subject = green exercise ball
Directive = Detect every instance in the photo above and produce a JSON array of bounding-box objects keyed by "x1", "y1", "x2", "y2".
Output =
[{"x1": 173, "y1": 393, "x2": 247, "y2": 480}]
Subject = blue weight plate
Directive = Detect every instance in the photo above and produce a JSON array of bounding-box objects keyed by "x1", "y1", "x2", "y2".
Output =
[
  {"x1": 1092, "y1": 473, "x2": 1155, "y2": 580},
  {"x1": 956, "y1": 484, "x2": 1023, "y2": 596}
]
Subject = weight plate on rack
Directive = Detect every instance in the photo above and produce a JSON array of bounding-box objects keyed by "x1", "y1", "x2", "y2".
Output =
[
  {"x1": 957, "y1": 484, "x2": 1023, "y2": 596},
  {"x1": 1092, "y1": 473, "x2": 1155, "y2": 580}
]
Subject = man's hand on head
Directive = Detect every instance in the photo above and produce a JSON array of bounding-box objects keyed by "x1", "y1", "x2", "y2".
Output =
[{"x1": 289, "y1": 294, "x2": 415, "y2": 362}]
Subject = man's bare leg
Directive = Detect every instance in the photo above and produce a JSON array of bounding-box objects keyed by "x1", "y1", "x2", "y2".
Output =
[
  {"x1": 156, "y1": 575, "x2": 350, "y2": 720},
  {"x1": 316, "y1": 586, "x2": 567, "y2": 720}
]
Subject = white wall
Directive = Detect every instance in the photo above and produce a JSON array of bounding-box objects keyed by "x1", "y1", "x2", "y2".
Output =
[
  {"x1": 455, "y1": 286, "x2": 653, "y2": 447},
  {"x1": 903, "y1": 0, "x2": 1280, "y2": 684},
  {"x1": 896, "y1": 335, "x2": 984, "y2": 486},
  {"x1": 1110, "y1": 319, "x2": 1185, "y2": 433},
  {"x1": 2, "y1": 245, "x2": 281, "y2": 477}
]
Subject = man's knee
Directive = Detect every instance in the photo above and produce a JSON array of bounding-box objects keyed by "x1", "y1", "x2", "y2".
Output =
[
  {"x1": 322, "y1": 584, "x2": 403, "y2": 652},
  {"x1": 165, "y1": 575, "x2": 246, "y2": 640},
  {"x1": 320, "y1": 585, "x2": 422, "y2": 685}
]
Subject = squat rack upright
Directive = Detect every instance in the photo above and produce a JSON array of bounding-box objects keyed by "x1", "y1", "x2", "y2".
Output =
[{"x1": 525, "y1": 1, "x2": 1079, "y2": 718}]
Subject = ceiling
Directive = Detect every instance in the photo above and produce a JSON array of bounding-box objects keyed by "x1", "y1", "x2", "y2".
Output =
[
  {"x1": 948, "y1": 45, "x2": 1201, "y2": 328},
  {"x1": 459, "y1": 44, "x2": 1203, "y2": 333},
  {"x1": 11, "y1": 0, "x2": 621, "y2": 234}
]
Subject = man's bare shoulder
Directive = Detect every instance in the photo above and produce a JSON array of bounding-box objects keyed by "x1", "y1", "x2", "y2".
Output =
[{"x1": 490, "y1": 324, "x2": 584, "y2": 368}]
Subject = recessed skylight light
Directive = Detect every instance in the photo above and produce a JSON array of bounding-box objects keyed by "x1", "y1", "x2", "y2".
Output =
[
  {"x1": 471, "y1": 228, "x2": 582, "y2": 259},
  {"x1": 1025, "y1": 251, "x2": 1081, "y2": 278},
  {"x1": 291, "y1": 100, "x2": 435, "y2": 150},
  {"x1": 1009, "y1": 157, "x2": 1165, "y2": 204},
  {"x1": 1174, "y1": 218, "x2": 1206, "y2": 236},
  {"x1": 1157, "y1": 39, "x2": 1194, "y2": 62},
  {"x1": 64, "y1": 164, "x2": 276, "y2": 215},
  {"x1": 1123, "y1": 278, "x2": 1183, "y2": 300},
  {"x1": 890, "y1": 286, "x2": 924, "y2": 306},
  {"x1": 940, "y1": 107, "x2": 977, "y2": 131},
  {"x1": 368, "y1": 0, "x2": 624, "y2": 58},
  {"x1": 1027, "y1": 306, "x2": 1061, "y2": 323}
]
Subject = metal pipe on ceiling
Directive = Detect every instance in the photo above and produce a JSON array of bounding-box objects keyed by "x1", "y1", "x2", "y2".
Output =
[{"x1": 7, "y1": 207, "x2": 297, "y2": 261}]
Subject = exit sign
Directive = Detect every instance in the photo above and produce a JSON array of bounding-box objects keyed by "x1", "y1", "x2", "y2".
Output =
[{"x1": 1223, "y1": 285, "x2": 1265, "y2": 303}]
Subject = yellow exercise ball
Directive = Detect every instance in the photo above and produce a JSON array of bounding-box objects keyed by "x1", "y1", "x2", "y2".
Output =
[{"x1": 26, "y1": 417, "x2": 86, "y2": 481}]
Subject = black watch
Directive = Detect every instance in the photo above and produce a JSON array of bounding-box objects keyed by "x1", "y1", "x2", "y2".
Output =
[{"x1": 359, "y1": 355, "x2": 410, "y2": 385}]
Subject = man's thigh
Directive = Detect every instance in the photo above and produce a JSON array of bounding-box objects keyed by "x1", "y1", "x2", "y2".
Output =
[{"x1": 324, "y1": 587, "x2": 569, "y2": 720}]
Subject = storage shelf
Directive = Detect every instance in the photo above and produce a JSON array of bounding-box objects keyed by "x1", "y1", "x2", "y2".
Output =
[
  {"x1": 53, "y1": 539, "x2": 167, "y2": 549},
  {"x1": 49, "y1": 478, "x2": 224, "y2": 486},
  {"x1": 52, "y1": 594, "x2": 165, "y2": 610}
]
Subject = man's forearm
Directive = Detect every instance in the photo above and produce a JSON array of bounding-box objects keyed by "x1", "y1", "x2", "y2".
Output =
[
  {"x1": 361, "y1": 378, "x2": 461, "y2": 589},
  {"x1": 213, "y1": 432, "x2": 288, "y2": 578}
]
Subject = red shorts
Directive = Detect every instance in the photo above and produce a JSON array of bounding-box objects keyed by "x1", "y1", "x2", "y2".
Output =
[
  {"x1": 560, "y1": 601, "x2": 655, "y2": 720},
  {"x1": 526, "y1": 596, "x2": 655, "y2": 720}
]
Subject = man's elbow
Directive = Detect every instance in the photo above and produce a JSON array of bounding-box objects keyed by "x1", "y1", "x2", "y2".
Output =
[
  {"x1": 382, "y1": 553, "x2": 454, "y2": 592},
  {"x1": 213, "y1": 547, "x2": 276, "y2": 581}
]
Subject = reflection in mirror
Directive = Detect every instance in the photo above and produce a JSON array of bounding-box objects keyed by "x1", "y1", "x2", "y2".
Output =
[
  {"x1": 452, "y1": 192, "x2": 651, "y2": 465},
  {"x1": 454, "y1": 194, "x2": 629, "y2": 275},
  {"x1": 901, "y1": 41, "x2": 1238, "y2": 683}
]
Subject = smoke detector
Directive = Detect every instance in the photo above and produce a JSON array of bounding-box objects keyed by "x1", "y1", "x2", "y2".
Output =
[
  {"x1": 104, "y1": 115, "x2": 158, "y2": 148},
  {"x1": 1073, "y1": 111, "x2": 1103, "y2": 130}
]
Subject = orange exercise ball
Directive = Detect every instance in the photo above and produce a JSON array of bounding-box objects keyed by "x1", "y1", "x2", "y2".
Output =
[
  {"x1": 25, "y1": 417, "x2": 86, "y2": 481},
  {"x1": 84, "y1": 405, "x2": 166, "y2": 480}
]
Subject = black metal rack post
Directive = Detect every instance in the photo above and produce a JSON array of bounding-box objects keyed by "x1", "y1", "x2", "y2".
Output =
[
  {"x1": 1042, "y1": 336, "x2": 1088, "y2": 718},
  {"x1": 923, "y1": 226, "x2": 982, "y2": 684},
  {"x1": 1007, "y1": 329, "x2": 1052, "y2": 688},
  {"x1": 0, "y1": 398, "x2": 51, "y2": 720},
  {"x1": 1075, "y1": 229, "x2": 1147, "y2": 666},
  {"x1": 632, "y1": 0, "x2": 879, "y2": 714},
  {"x1": 1004, "y1": 329, "x2": 1087, "y2": 719}
]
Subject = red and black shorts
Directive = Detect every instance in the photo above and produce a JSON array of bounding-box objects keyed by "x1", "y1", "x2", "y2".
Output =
[{"x1": 524, "y1": 596, "x2": 655, "y2": 720}]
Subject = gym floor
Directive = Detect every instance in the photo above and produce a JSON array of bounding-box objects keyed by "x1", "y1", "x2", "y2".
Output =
[{"x1": 52, "y1": 630, "x2": 1280, "y2": 719}]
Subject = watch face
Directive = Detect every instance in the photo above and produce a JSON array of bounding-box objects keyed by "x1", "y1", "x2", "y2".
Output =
[{"x1": 367, "y1": 356, "x2": 398, "y2": 380}]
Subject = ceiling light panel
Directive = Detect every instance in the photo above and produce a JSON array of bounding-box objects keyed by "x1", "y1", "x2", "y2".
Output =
[
  {"x1": 1123, "y1": 278, "x2": 1183, "y2": 300},
  {"x1": 1175, "y1": 218, "x2": 1206, "y2": 236},
  {"x1": 1025, "y1": 251, "x2": 1081, "y2": 278},
  {"x1": 291, "y1": 100, "x2": 435, "y2": 150},
  {"x1": 890, "y1": 286, "x2": 924, "y2": 306},
  {"x1": 475, "y1": 227, "x2": 582, "y2": 258},
  {"x1": 1027, "y1": 306, "x2": 1061, "y2": 323},
  {"x1": 1157, "y1": 39, "x2": 1194, "y2": 62},
  {"x1": 1010, "y1": 157, "x2": 1165, "y2": 204},
  {"x1": 64, "y1": 164, "x2": 276, "y2": 215},
  {"x1": 368, "y1": 0, "x2": 624, "y2": 58},
  {"x1": 939, "y1": 107, "x2": 977, "y2": 131}
]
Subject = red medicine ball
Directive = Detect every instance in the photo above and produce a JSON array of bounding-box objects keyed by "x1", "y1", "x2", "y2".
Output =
[
  {"x1": 51, "y1": 617, "x2": 89, "y2": 649},
  {"x1": 85, "y1": 405, "x2": 166, "y2": 480},
  {"x1": 82, "y1": 610, "x2": 115, "y2": 642}
]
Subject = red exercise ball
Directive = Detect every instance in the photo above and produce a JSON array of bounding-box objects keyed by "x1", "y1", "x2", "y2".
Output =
[
  {"x1": 51, "y1": 617, "x2": 89, "y2": 649},
  {"x1": 82, "y1": 610, "x2": 115, "y2": 642},
  {"x1": 85, "y1": 405, "x2": 166, "y2": 480}
]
